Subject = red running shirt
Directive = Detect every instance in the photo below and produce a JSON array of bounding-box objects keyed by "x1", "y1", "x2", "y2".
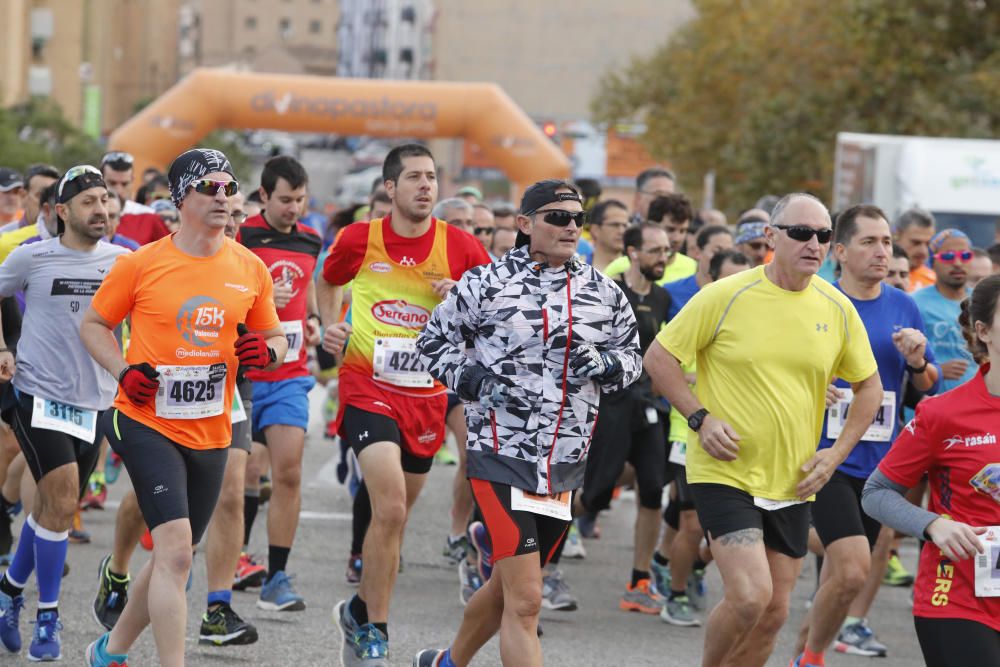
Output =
[
  {"x1": 878, "y1": 364, "x2": 1000, "y2": 631},
  {"x1": 239, "y1": 214, "x2": 321, "y2": 382}
]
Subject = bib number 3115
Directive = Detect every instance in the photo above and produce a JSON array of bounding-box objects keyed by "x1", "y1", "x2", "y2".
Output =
[{"x1": 31, "y1": 397, "x2": 97, "y2": 442}]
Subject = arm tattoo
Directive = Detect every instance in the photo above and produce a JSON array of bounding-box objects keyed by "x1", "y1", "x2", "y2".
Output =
[{"x1": 716, "y1": 528, "x2": 763, "y2": 546}]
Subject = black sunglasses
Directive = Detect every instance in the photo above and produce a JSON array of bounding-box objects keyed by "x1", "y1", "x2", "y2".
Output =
[
  {"x1": 474, "y1": 227, "x2": 494, "y2": 235},
  {"x1": 773, "y1": 224, "x2": 833, "y2": 244},
  {"x1": 532, "y1": 209, "x2": 586, "y2": 227}
]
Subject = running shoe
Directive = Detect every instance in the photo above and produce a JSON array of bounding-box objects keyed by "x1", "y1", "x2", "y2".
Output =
[
  {"x1": 28, "y1": 610, "x2": 61, "y2": 661},
  {"x1": 93, "y1": 555, "x2": 129, "y2": 631},
  {"x1": 834, "y1": 619, "x2": 888, "y2": 657},
  {"x1": 70, "y1": 511, "x2": 90, "y2": 544},
  {"x1": 560, "y1": 523, "x2": 586, "y2": 559},
  {"x1": 104, "y1": 452, "x2": 124, "y2": 484},
  {"x1": 883, "y1": 553, "x2": 914, "y2": 587},
  {"x1": 619, "y1": 579, "x2": 664, "y2": 614},
  {"x1": 434, "y1": 447, "x2": 458, "y2": 466},
  {"x1": 345, "y1": 554, "x2": 362, "y2": 586},
  {"x1": 412, "y1": 648, "x2": 446, "y2": 667},
  {"x1": 541, "y1": 569, "x2": 577, "y2": 611},
  {"x1": 458, "y1": 559, "x2": 483, "y2": 605},
  {"x1": 257, "y1": 571, "x2": 305, "y2": 611},
  {"x1": 199, "y1": 603, "x2": 259, "y2": 646},
  {"x1": 660, "y1": 595, "x2": 701, "y2": 627},
  {"x1": 686, "y1": 568, "x2": 707, "y2": 611},
  {"x1": 80, "y1": 473, "x2": 107, "y2": 511},
  {"x1": 138, "y1": 528, "x2": 153, "y2": 552},
  {"x1": 334, "y1": 599, "x2": 389, "y2": 666},
  {"x1": 650, "y1": 559, "x2": 671, "y2": 596},
  {"x1": 85, "y1": 633, "x2": 128, "y2": 667},
  {"x1": 442, "y1": 535, "x2": 468, "y2": 565},
  {"x1": 232, "y1": 553, "x2": 266, "y2": 590},
  {"x1": 576, "y1": 512, "x2": 601, "y2": 539},
  {"x1": 0, "y1": 589, "x2": 23, "y2": 653},
  {"x1": 788, "y1": 654, "x2": 821, "y2": 667}
]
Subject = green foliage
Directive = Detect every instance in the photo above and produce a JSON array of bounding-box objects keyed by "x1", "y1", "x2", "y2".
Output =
[
  {"x1": 0, "y1": 97, "x2": 103, "y2": 172},
  {"x1": 591, "y1": 0, "x2": 1000, "y2": 211}
]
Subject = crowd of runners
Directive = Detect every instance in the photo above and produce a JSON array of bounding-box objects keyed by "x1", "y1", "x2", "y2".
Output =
[{"x1": 0, "y1": 140, "x2": 994, "y2": 667}]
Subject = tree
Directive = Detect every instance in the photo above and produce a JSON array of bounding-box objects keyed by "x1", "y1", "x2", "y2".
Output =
[
  {"x1": 591, "y1": 0, "x2": 1000, "y2": 212},
  {"x1": 0, "y1": 97, "x2": 103, "y2": 172}
]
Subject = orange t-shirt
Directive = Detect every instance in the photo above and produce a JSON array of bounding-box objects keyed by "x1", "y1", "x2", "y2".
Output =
[
  {"x1": 91, "y1": 235, "x2": 280, "y2": 450},
  {"x1": 908, "y1": 263, "x2": 936, "y2": 292}
]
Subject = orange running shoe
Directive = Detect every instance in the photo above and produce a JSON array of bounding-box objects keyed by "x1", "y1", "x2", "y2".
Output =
[
  {"x1": 619, "y1": 578, "x2": 665, "y2": 615},
  {"x1": 233, "y1": 552, "x2": 267, "y2": 590}
]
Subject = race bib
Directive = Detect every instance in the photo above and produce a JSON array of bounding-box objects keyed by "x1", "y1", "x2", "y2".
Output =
[
  {"x1": 231, "y1": 391, "x2": 247, "y2": 425},
  {"x1": 155, "y1": 364, "x2": 227, "y2": 419},
  {"x1": 281, "y1": 320, "x2": 304, "y2": 365},
  {"x1": 510, "y1": 487, "x2": 572, "y2": 520},
  {"x1": 826, "y1": 389, "x2": 896, "y2": 442},
  {"x1": 372, "y1": 337, "x2": 434, "y2": 388},
  {"x1": 669, "y1": 440, "x2": 687, "y2": 466},
  {"x1": 31, "y1": 397, "x2": 97, "y2": 442},
  {"x1": 975, "y1": 526, "x2": 1000, "y2": 597},
  {"x1": 753, "y1": 497, "x2": 806, "y2": 511}
]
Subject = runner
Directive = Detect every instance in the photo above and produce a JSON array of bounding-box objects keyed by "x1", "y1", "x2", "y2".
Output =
[
  {"x1": 319, "y1": 144, "x2": 489, "y2": 665},
  {"x1": 79, "y1": 148, "x2": 285, "y2": 667},
  {"x1": 413, "y1": 179, "x2": 641, "y2": 667},
  {"x1": 604, "y1": 193, "x2": 697, "y2": 284},
  {"x1": 99, "y1": 152, "x2": 170, "y2": 246},
  {"x1": 885, "y1": 244, "x2": 910, "y2": 291},
  {"x1": 0, "y1": 165, "x2": 127, "y2": 661},
  {"x1": 863, "y1": 274, "x2": 1000, "y2": 666},
  {"x1": 577, "y1": 222, "x2": 671, "y2": 619},
  {"x1": 893, "y1": 208, "x2": 936, "y2": 292},
  {"x1": 238, "y1": 155, "x2": 322, "y2": 611},
  {"x1": 790, "y1": 204, "x2": 940, "y2": 667},
  {"x1": 585, "y1": 199, "x2": 627, "y2": 273},
  {"x1": 645, "y1": 193, "x2": 882, "y2": 667},
  {"x1": 631, "y1": 167, "x2": 676, "y2": 223}
]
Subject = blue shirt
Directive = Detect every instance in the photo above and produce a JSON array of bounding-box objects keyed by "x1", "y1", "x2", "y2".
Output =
[
  {"x1": 665, "y1": 275, "x2": 700, "y2": 319},
  {"x1": 818, "y1": 283, "x2": 938, "y2": 478},
  {"x1": 912, "y1": 284, "x2": 976, "y2": 392},
  {"x1": 577, "y1": 238, "x2": 593, "y2": 265}
]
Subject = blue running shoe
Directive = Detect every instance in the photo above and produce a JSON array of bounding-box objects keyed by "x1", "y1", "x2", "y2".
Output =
[
  {"x1": 335, "y1": 599, "x2": 388, "y2": 666},
  {"x1": 28, "y1": 611, "x2": 61, "y2": 661},
  {"x1": 467, "y1": 521, "x2": 492, "y2": 582},
  {"x1": 85, "y1": 632, "x2": 128, "y2": 666},
  {"x1": 256, "y1": 571, "x2": 305, "y2": 611},
  {"x1": 0, "y1": 589, "x2": 23, "y2": 653},
  {"x1": 650, "y1": 559, "x2": 671, "y2": 597}
]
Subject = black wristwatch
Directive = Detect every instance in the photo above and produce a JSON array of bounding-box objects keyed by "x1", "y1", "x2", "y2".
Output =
[
  {"x1": 687, "y1": 408, "x2": 710, "y2": 432},
  {"x1": 906, "y1": 359, "x2": 929, "y2": 374}
]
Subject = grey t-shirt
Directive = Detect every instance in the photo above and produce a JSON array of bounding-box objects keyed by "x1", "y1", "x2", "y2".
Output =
[{"x1": 0, "y1": 238, "x2": 130, "y2": 409}]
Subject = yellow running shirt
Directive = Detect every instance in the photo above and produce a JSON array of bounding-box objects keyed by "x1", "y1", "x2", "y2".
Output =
[
  {"x1": 604, "y1": 252, "x2": 696, "y2": 284},
  {"x1": 655, "y1": 265, "x2": 877, "y2": 500}
]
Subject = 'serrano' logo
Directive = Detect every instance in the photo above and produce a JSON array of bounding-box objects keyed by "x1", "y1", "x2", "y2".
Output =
[{"x1": 371, "y1": 300, "x2": 430, "y2": 330}]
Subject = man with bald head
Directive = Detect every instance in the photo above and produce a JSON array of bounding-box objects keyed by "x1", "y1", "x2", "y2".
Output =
[{"x1": 645, "y1": 193, "x2": 882, "y2": 667}]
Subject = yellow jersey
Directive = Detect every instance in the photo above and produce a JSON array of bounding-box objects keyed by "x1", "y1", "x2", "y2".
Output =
[{"x1": 655, "y1": 265, "x2": 877, "y2": 500}]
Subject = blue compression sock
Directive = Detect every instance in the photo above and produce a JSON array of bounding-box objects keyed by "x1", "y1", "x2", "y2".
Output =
[
  {"x1": 33, "y1": 523, "x2": 68, "y2": 609},
  {"x1": 207, "y1": 590, "x2": 232, "y2": 607},
  {"x1": 440, "y1": 648, "x2": 457, "y2": 667},
  {"x1": 5, "y1": 514, "x2": 38, "y2": 587}
]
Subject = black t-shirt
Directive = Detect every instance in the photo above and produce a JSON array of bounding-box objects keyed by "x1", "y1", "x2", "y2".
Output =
[{"x1": 614, "y1": 277, "x2": 671, "y2": 357}]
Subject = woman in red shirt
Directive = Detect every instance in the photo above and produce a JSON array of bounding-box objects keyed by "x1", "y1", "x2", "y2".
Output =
[{"x1": 863, "y1": 274, "x2": 1000, "y2": 666}]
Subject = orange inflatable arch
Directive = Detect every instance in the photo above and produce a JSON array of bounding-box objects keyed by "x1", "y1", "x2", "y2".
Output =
[{"x1": 109, "y1": 68, "x2": 571, "y2": 190}]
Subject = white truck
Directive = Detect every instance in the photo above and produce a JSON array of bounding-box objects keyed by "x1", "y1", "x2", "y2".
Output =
[{"x1": 833, "y1": 132, "x2": 1000, "y2": 249}]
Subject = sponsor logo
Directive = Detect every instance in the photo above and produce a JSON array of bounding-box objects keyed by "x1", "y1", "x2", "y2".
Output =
[
  {"x1": 225, "y1": 282, "x2": 249, "y2": 293},
  {"x1": 816, "y1": 323, "x2": 828, "y2": 332},
  {"x1": 944, "y1": 432, "x2": 997, "y2": 449},
  {"x1": 153, "y1": 484, "x2": 167, "y2": 495},
  {"x1": 417, "y1": 429, "x2": 438, "y2": 444},
  {"x1": 175, "y1": 347, "x2": 221, "y2": 360},
  {"x1": 270, "y1": 260, "x2": 306, "y2": 298},
  {"x1": 250, "y1": 91, "x2": 439, "y2": 125},
  {"x1": 904, "y1": 418, "x2": 916, "y2": 434},
  {"x1": 176, "y1": 296, "x2": 226, "y2": 348},
  {"x1": 399, "y1": 256, "x2": 417, "y2": 267},
  {"x1": 358, "y1": 430, "x2": 369, "y2": 442},
  {"x1": 369, "y1": 261, "x2": 392, "y2": 274},
  {"x1": 371, "y1": 300, "x2": 430, "y2": 330}
]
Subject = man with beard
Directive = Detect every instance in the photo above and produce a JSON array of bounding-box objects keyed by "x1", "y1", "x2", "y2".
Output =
[
  {"x1": 0, "y1": 166, "x2": 128, "y2": 660},
  {"x1": 576, "y1": 223, "x2": 673, "y2": 618},
  {"x1": 912, "y1": 229, "x2": 978, "y2": 392}
]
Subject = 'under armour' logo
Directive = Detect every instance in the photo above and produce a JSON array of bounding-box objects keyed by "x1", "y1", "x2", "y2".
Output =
[
  {"x1": 816, "y1": 323, "x2": 828, "y2": 332},
  {"x1": 358, "y1": 431, "x2": 369, "y2": 441}
]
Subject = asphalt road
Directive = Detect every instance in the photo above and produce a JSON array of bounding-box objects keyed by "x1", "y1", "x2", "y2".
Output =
[{"x1": 14, "y1": 390, "x2": 926, "y2": 666}]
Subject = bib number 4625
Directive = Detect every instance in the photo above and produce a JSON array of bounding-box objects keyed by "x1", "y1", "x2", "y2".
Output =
[{"x1": 169, "y1": 380, "x2": 217, "y2": 404}]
